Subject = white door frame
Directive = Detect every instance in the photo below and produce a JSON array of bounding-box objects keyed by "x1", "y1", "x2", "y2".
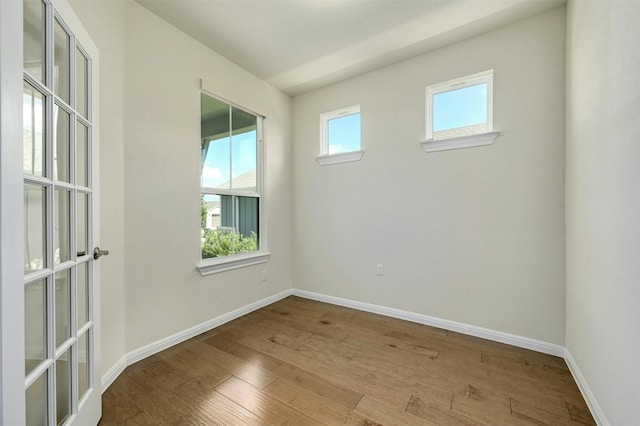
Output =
[
  {"x1": 0, "y1": 0, "x2": 28, "y2": 424},
  {"x1": 0, "y1": 0, "x2": 101, "y2": 423}
]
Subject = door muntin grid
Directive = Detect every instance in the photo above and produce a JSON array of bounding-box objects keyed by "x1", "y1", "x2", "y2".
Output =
[{"x1": 23, "y1": 1, "x2": 94, "y2": 424}]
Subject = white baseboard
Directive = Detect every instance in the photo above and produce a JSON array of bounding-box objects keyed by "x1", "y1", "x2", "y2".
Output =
[
  {"x1": 101, "y1": 354, "x2": 127, "y2": 392},
  {"x1": 101, "y1": 289, "x2": 292, "y2": 391},
  {"x1": 564, "y1": 349, "x2": 609, "y2": 426},
  {"x1": 291, "y1": 289, "x2": 565, "y2": 357},
  {"x1": 102, "y1": 287, "x2": 583, "y2": 416},
  {"x1": 103, "y1": 288, "x2": 568, "y2": 391},
  {"x1": 124, "y1": 289, "x2": 291, "y2": 366}
]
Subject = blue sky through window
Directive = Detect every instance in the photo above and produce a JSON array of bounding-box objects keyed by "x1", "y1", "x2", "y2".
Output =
[
  {"x1": 328, "y1": 113, "x2": 361, "y2": 154},
  {"x1": 433, "y1": 83, "x2": 487, "y2": 131},
  {"x1": 202, "y1": 130, "x2": 256, "y2": 188}
]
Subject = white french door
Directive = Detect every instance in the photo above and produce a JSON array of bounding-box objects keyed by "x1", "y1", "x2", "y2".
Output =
[{"x1": 1, "y1": 0, "x2": 101, "y2": 424}]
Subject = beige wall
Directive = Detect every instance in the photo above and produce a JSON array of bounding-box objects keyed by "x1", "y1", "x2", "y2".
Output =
[
  {"x1": 122, "y1": 1, "x2": 292, "y2": 352},
  {"x1": 565, "y1": 1, "x2": 640, "y2": 424},
  {"x1": 292, "y1": 7, "x2": 567, "y2": 345},
  {"x1": 69, "y1": 0, "x2": 127, "y2": 379},
  {"x1": 70, "y1": 0, "x2": 293, "y2": 376}
]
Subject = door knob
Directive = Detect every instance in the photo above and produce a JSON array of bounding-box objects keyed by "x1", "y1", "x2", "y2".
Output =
[{"x1": 94, "y1": 247, "x2": 109, "y2": 260}]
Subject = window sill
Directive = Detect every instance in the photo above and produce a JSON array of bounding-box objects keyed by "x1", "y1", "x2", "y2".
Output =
[
  {"x1": 197, "y1": 251, "x2": 271, "y2": 276},
  {"x1": 316, "y1": 150, "x2": 364, "y2": 165},
  {"x1": 421, "y1": 131, "x2": 499, "y2": 153}
]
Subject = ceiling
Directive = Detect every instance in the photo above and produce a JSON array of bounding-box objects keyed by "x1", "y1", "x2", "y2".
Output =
[{"x1": 136, "y1": 0, "x2": 564, "y2": 95}]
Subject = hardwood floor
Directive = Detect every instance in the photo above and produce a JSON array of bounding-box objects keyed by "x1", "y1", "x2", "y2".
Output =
[{"x1": 99, "y1": 296, "x2": 595, "y2": 425}]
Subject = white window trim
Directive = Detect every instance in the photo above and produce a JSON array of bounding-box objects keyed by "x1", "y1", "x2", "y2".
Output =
[
  {"x1": 201, "y1": 79, "x2": 268, "y2": 118},
  {"x1": 317, "y1": 150, "x2": 364, "y2": 165},
  {"x1": 197, "y1": 251, "x2": 271, "y2": 276},
  {"x1": 421, "y1": 131, "x2": 499, "y2": 153},
  {"x1": 317, "y1": 104, "x2": 363, "y2": 165},
  {"x1": 423, "y1": 70, "x2": 497, "y2": 152},
  {"x1": 199, "y1": 89, "x2": 269, "y2": 274}
]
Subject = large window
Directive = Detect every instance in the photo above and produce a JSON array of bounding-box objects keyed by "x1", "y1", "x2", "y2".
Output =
[{"x1": 200, "y1": 93, "x2": 262, "y2": 265}]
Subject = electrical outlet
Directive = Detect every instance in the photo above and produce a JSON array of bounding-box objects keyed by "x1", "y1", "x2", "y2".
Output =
[
  {"x1": 261, "y1": 270, "x2": 267, "y2": 281},
  {"x1": 376, "y1": 264, "x2": 384, "y2": 276}
]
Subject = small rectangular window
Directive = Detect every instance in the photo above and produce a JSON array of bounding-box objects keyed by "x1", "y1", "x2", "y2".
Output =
[
  {"x1": 426, "y1": 70, "x2": 493, "y2": 141},
  {"x1": 318, "y1": 105, "x2": 363, "y2": 165}
]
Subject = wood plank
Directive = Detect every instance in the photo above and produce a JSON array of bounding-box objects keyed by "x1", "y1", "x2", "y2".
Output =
[
  {"x1": 121, "y1": 365, "x2": 221, "y2": 425},
  {"x1": 215, "y1": 376, "x2": 323, "y2": 425},
  {"x1": 481, "y1": 352, "x2": 576, "y2": 387},
  {"x1": 503, "y1": 388, "x2": 579, "y2": 420},
  {"x1": 450, "y1": 382, "x2": 521, "y2": 426},
  {"x1": 258, "y1": 328, "x2": 417, "y2": 410},
  {"x1": 384, "y1": 329, "x2": 482, "y2": 366},
  {"x1": 121, "y1": 358, "x2": 188, "y2": 391},
  {"x1": 566, "y1": 402, "x2": 598, "y2": 425},
  {"x1": 355, "y1": 323, "x2": 584, "y2": 411},
  {"x1": 205, "y1": 334, "x2": 363, "y2": 409},
  {"x1": 184, "y1": 339, "x2": 278, "y2": 389},
  {"x1": 354, "y1": 395, "x2": 435, "y2": 426},
  {"x1": 510, "y1": 398, "x2": 576, "y2": 426},
  {"x1": 344, "y1": 411, "x2": 383, "y2": 426},
  {"x1": 98, "y1": 378, "x2": 157, "y2": 426},
  {"x1": 239, "y1": 329, "x2": 415, "y2": 411},
  {"x1": 171, "y1": 379, "x2": 262, "y2": 425},
  {"x1": 157, "y1": 341, "x2": 231, "y2": 389},
  {"x1": 251, "y1": 305, "x2": 351, "y2": 342},
  {"x1": 353, "y1": 309, "x2": 449, "y2": 340},
  {"x1": 264, "y1": 377, "x2": 351, "y2": 424},
  {"x1": 405, "y1": 394, "x2": 485, "y2": 426}
]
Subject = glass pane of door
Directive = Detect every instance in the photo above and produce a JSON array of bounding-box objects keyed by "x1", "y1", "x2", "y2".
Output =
[
  {"x1": 54, "y1": 269, "x2": 71, "y2": 348},
  {"x1": 54, "y1": 189, "x2": 71, "y2": 264},
  {"x1": 23, "y1": 82, "x2": 46, "y2": 176},
  {"x1": 53, "y1": 105, "x2": 70, "y2": 182},
  {"x1": 53, "y1": 19, "x2": 70, "y2": 103},
  {"x1": 76, "y1": 122, "x2": 88, "y2": 187},
  {"x1": 75, "y1": 48, "x2": 88, "y2": 118},
  {"x1": 77, "y1": 262, "x2": 88, "y2": 328},
  {"x1": 77, "y1": 192, "x2": 88, "y2": 257},
  {"x1": 23, "y1": 0, "x2": 45, "y2": 83},
  {"x1": 55, "y1": 348, "x2": 72, "y2": 424},
  {"x1": 77, "y1": 332, "x2": 89, "y2": 402},
  {"x1": 25, "y1": 279, "x2": 46, "y2": 376},
  {"x1": 26, "y1": 373, "x2": 48, "y2": 426},
  {"x1": 24, "y1": 184, "x2": 46, "y2": 273}
]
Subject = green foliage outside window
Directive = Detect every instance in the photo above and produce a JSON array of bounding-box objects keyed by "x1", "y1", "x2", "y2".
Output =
[
  {"x1": 201, "y1": 229, "x2": 257, "y2": 258},
  {"x1": 201, "y1": 197, "x2": 207, "y2": 228}
]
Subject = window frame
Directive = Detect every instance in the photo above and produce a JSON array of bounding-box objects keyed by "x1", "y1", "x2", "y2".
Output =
[
  {"x1": 422, "y1": 70, "x2": 498, "y2": 152},
  {"x1": 197, "y1": 90, "x2": 270, "y2": 276},
  {"x1": 317, "y1": 104, "x2": 363, "y2": 165}
]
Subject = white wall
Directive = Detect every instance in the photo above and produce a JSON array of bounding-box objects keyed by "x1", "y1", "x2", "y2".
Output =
[
  {"x1": 70, "y1": 0, "x2": 292, "y2": 374},
  {"x1": 69, "y1": 0, "x2": 127, "y2": 379},
  {"x1": 292, "y1": 7, "x2": 567, "y2": 345},
  {"x1": 565, "y1": 1, "x2": 640, "y2": 424}
]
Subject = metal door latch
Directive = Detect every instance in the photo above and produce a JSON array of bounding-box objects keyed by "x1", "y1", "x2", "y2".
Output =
[{"x1": 94, "y1": 247, "x2": 110, "y2": 260}]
